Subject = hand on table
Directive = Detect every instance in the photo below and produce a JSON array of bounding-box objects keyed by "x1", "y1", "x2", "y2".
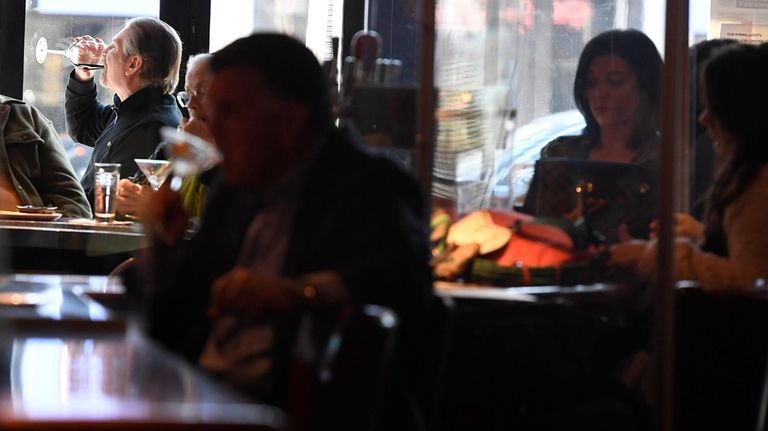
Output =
[
  {"x1": 609, "y1": 240, "x2": 650, "y2": 271},
  {"x1": 116, "y1": 179, "x2": 147, "y2": 217},
  {"x1": 136, "y1": 181, "x2": 189, "y2": 247},
  {"x1": 649, "y1": 212, "x2": 704, "y2": 241},
  {"x1": 209, "y1": 268, "x2": 303, "y2": 318}
]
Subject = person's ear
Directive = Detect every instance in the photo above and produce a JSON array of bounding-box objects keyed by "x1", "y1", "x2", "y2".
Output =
[{"x1": 125, "y1": 55, "x2": 144, "y2": 77}]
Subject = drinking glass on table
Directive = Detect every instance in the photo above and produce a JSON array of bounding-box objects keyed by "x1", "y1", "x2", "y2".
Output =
[{"x1": 93, "y1": 163, "x2": 121, "y2": 222}]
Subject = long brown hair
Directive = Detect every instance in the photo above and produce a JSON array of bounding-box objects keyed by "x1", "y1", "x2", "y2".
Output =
[{"x1": 701, "y1": 43, "x2": 768, "y2": 255}]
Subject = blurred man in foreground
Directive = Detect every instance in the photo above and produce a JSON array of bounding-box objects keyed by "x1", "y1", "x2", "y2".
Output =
[
  {"x1": 66, "y1": 16, "x2": 182, "y2": 207},
  {"x1": 142, "y1": 33, "x2": 431, "y2": 427}
]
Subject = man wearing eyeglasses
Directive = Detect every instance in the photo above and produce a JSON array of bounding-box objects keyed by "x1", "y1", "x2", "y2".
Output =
[
  {"x1": 117, "y1": 54, "x2": 214, "y2": 218},
  {"x1": 65, "y1": 16, "x2": 182, "y2": 209}
]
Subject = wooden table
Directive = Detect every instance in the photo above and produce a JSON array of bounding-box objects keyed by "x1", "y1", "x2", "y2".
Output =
[
  {"x1": 432, "y1": 280, "x2": 648, "y2": 429},
  {"x1": 0, "y1": 275, "x2": 284, "y2": 430},
  {"x1": 4, "y1": 273, "x2": 126, "y2": 298},
  {"x1": 0, "y1": 329, "x2": 284, "y2": 430},
  {"x1": 435, "y1": 280, "x2": 641, "y2": 310},
  {"x1": 0, "y1": 219, "x2": 145, "y2": 255},
  {"x1": 0, "y1": 219, "x2": 146, "y2": 274}
]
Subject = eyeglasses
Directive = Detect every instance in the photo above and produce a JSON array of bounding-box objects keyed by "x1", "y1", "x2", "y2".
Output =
[{"x1": 175, "y1": 88, "x2": 206, "y2": 108}]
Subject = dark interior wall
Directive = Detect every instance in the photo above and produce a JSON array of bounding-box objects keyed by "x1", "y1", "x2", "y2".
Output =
[
  {"x1": 160, "y1": 0, "x2": 211, "y2": 92},
  {"x1": 0, "y1": 0, "x2": 26, "y2": 99}
]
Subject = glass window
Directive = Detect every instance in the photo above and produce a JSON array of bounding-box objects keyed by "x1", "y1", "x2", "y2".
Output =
[
  {"x1": 333, "y1": 1, "x2": 423, "y2": 174},
  {"x1": 209, "y1": 0, "x2": 343, "y2": 61},
  {"x1": 22, "y1": 1, "x2": 160, "y2": 180},
  {"x1": 432, "y1": 0, "x2": 668, "y2": 218}
]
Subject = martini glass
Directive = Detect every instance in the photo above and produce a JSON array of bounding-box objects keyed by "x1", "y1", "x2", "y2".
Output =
[
  {"x1": 159, "y1": 127, "x2": 222, "y2": 191},
  {"x1": 134, "y1": 159, "x2": 172, "y2": 191},
  {"x1": 35, "y1": 36, "x2": 105, "y2": 70}
]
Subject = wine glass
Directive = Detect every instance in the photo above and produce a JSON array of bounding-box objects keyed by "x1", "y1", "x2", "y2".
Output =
[
  {"x1": 134, "y1": 159, "x2": 172, "y2": 191},
  {"x1": 159, "y1": 127, "x2": 222, "y2": 191},
  {"x1": 35, "y1": 36, "x2": 105, "y2": 70}
]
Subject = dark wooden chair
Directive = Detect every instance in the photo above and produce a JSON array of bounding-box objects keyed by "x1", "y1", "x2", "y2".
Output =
[
  {"x1": 288, "y1": 305, "x2": 399, "y2": 431},
  {"x1": 413, "y1": 295, "x2": 455, "y2": 431},
  {"x1": 675, "y1": 283, "x2": 768, "y2": 431}
]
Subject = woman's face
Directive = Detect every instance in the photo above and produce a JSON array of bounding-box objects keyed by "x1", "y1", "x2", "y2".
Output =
[
  {"x1": 586, "y1": 54, "x2": 641, "y2": 129},
  {"x1": 698, "y1": 108, "x2": 734, "y2": 156}
]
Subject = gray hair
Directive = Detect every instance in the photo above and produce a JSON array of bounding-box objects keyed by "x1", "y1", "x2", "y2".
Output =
[
  {"x1": 121, "y1": 17, "x2": 182, "y2": 94},
  {"x1": 186, "y1": 53, "x2": 212, "y2": 76}
]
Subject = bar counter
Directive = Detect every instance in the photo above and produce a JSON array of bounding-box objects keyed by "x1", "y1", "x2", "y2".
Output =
[
  {"x1": 0, "y1": 329, "x2": 284, "y2": 430},
  {"x1": 0, "y1": 219, "x2": 145, "y2": 255},
  {"x1": 0, "y1": 219, "x2": 146, "y2": 274},
  {"x1": 0, "y1": 275, "x2": 284, "y2": 430}
]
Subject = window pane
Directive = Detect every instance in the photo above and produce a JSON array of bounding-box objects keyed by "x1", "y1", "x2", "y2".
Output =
[
  {"x1": 210, "y1": 0, "x2": 342, "y2": 61},
  {"x1": 433, "y1": 0, "x2": 667, "y2": 226},
  {"x1": 23, "y1": 1, "x2": 160, "y2": 180}
]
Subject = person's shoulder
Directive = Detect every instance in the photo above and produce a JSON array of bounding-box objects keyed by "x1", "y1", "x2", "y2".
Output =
[
  {"x1": 748, "y1": 166, "x2": 768, "y2": 195},
  {"x1": 0, "y1": 95, "x2": 52, "y2": 130},
  {"x1": 540, "y1": 135, "x2": 587, "y2": 158},
  {"x1": 726, "y1": 166, "x2": 768, "y2": 219},
  {"x1": 148, "y1": 96, "x2": 182, "y2": 127},
  {"x1": 0, "y1": 95, "x2": 32, "y2": 114}
]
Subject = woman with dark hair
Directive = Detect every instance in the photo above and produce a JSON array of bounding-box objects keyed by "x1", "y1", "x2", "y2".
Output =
[
  {"x1": 541, "y1": 28, "x2": 662, "y2": 162},
  {"x1": 612, "y1": 42, "x2": 768, "y2": 293},
  {"x1": 522, "y1": 29, "x2": 663, "y2": 243},
  {"x1": 689, "y1": 38, "x2": 739, "y2": 219}
]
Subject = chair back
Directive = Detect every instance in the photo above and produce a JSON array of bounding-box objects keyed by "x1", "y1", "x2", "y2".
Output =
[
  {"x1": 288, "y1": 305, "x2": 399, "y2": 431},
  {"x1": 413, "y1": 295, "x2": 455, "y2": 431},
  {"x1": 675, "y1": 286, "x2": 768, "y2": 431}
]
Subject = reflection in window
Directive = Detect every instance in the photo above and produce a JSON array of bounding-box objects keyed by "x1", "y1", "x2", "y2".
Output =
[
  {"x1": 22, "y1": 2, "x2": 160, "y2": 180},
  {"x1": 432, "y1": 0, "x2": 667, "y2": 215}
]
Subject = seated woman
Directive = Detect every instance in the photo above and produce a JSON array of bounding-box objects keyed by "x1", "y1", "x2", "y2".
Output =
[
  {"x1": 688, "y1": 39, "x2": 738, "y2": 220},
  {"x1": 522, "y1": 29, "x2": 663, "y2": 244},
  {"x1": 611, "y1": 42, "x2": 768, "y2": 293}
]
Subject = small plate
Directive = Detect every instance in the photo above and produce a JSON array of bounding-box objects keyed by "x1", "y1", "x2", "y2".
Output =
[
  {"x1": 17, "y1": 205, "x2": 58, "y2": 214},
  {"x1": 0, "y1": 210, "x2": 62, "y2": 221}
]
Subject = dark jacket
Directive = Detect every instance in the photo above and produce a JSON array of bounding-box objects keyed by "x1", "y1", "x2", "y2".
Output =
[
  {"x1": 522, "y1": 135, "x2": 658, "y2": 243},
  {"x1": 0, "y1": 95, "x2": 90, "y2": 218},
  {"x1": 539, "y1": 134, "x2": 657, "y2": 162},
  {"x1": 146, "y1": 127, "x2": 432, "y2": 409},
  {"x1": 65, "y1": 73, "x2": 181, "y2": 203}
]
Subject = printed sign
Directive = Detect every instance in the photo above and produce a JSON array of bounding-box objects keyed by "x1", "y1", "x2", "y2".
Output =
[
  {"x1": 710, "y1": 0, "x2": 768, "y2": 39},
  {"x1": 720, "y1": 22, "x2": 768, "y2": 43}
]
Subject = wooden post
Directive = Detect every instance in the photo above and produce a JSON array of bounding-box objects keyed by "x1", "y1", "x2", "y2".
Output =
[
  {"x1": 415, "y1": 0, "x2": 436, "y2": 198},
  {"x1": 655, "y1": 1, "x2": 689, "y2": 430}
]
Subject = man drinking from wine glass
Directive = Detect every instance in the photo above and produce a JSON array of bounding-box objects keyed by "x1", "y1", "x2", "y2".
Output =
[{"x1": 65, "y1": 16, "x2": 182, "y2": 211}]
